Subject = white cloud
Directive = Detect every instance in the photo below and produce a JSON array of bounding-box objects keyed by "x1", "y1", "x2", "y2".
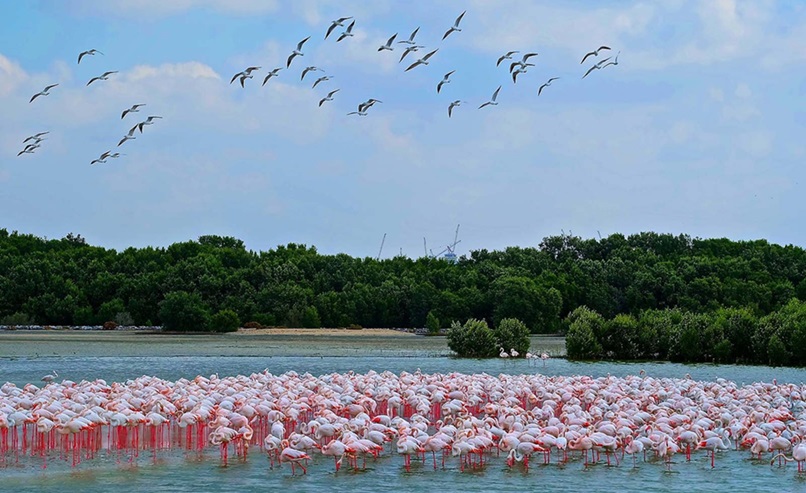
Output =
[{"x1": 0, "y1": 54, "x2": 27, "y2": 97}]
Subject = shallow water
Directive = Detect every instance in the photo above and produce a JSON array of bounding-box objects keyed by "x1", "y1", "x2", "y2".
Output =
[{"x1": 2, "y1": 338, "x2": 806, "y2": 492}]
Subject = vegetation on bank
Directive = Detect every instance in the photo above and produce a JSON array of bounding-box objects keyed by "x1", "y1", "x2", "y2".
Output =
[
  {"x1": 0, "y1": 229, "x2": 805, "y2": 359},
  {"x1": 447, "y1": 318, "x2": 530, "y2": 358}
]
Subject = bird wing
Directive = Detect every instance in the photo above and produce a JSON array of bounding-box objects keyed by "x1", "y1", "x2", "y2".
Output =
[
  {"x1": 512, "y1": 71, "x2": 519, "y2": 84},
  {"x1": 230, "y1": 72, "x2": 242, "y2": 84},
  {"x1": 549, "y1": 77, "x2": 560, "y2": 82},
  {"x1": 582, "y1": 66, "x2": 597, "y2": 79},
  {"x1": 496, "y1": 55, "x2": 506, "y2": 67},
  {"x1": 29, "y1": 93, "x2": 41, "y2": 103},
  {"x1": 325, "y1": 22, "x2": 338, "y2": 39},
  {"x1": 121, "y1": 109, "x2": 130, "y2": 119},
  {"x1": 492, "y1": 85, "x2": 501, "y2": 101},
  {"x1": 46, "y1": 84, "x2": 59, "y2": 90},
  {"x1": 338, "y1": 16, "x2": 353, "y2": 23},
  {"x1": 448, "y1": 104, "x2": 454, "y2": 117},
  {"x1": 329, "y1": 89, "x2": 340, "y2": 97},
  {"x1": 422, "y1": 49, "x2": 438, "y2": 61},
  {"x1": 103, "y1": 71, "x2": 117, "y2": 77},
  {"x1": 596, "y1": 56, "x2": 612, "y2": 67},
  {"x1": 78, "y1": 51, "x2": 87, "y2": 64},
  {"x1": 399, "y1": 48, "x2": 413, "y2": 63},
  {"x1": 405, "y1": 60, "x2": 422, "y2": 72},
  {"x1": 437, "y1": 81, "x2": 444, "y2": 93},
  {"x1": 337, "y1": 33, "x2": 347, "y2": 42},
  {"x1": 445, "y1": 70, "x2": 455, "y2": 79},
  {"x1": 522, "y1": 53, "x2": 538, "y2": 62},
  {"x1": 580, "y1": 51, "x2": 595, "y2": 64},
  {"x1": 117, "y1": 137, "x2": 127, "y2": 146},
  {"x1": 478, "y1": 102, "x2": 490, "y2": 109},
  {"x1": 128, "y1": 125, "x2": 138, "y2": 136},
  {"x1": 386, "y1": 33, "x2": 397, "y2": 46},
  {"x1": 312, "y1": 78, "x2": 322, "y2": 88},
  {"x1": 319, "y1": 97, "x2": 327, "y2": 107},
  {"x1": 599, "y1": 45, "x2": 611, "y2": 51},
  {"x1": 301, "y1": 68, "x2": 309, "y2": 80},
  {"x1": 286, "y1": 53, "x2": 297, "y2": 68},
  {"x1": 297, "y1": 36, "x2": 311, "y2": 51},
  {"x1": 538, "y1": 84, "x2": 547, "y2": 96},
  {"x1": 408, "y1": 26, "x2": 420, "y2": 41},
  {"x1": 509, "y1": 61, "x2": 520, "y2": 73},
  {"x1": 455, "y1": 11, "x2": 466, "y2": 27},
  {"x1": 262, "y1": 75, "x2": 272, "y2": 86},
  {"x1": 87, "y1": 77, "x2": 99, "y2": 86},
  {"x1": 346, "y1": 20, "x2": 355, "y2": 32},
  {"x1": 442, "y1": 28, "x2": 453, "y2": 41}
]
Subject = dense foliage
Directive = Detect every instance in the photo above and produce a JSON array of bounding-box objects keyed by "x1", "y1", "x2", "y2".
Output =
[
  {"x1": 565, "y1": 300, "x2": 806, "y2": 366},
  {"x1": 1, "y1": 229, "x2": 805, "y2": 349},
  {"x1": 447, "y1": 317, "x2": 531, "y2": 358}
]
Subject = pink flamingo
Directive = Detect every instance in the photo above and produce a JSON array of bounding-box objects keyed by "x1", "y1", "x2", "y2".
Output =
[{"x1": 279, "y1": 439, "x2": 311, "y2": 475}]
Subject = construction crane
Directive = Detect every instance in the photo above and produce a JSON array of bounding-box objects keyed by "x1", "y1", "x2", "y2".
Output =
[
  {"x1": 376, "y1": 233, "x2": 386, "y2": 261},
  {"x1": 423, "y1": 237, "x2": 428, "y2": 257},
  {"x1": 443, "y1": 224, "x2": 461, "y2": 263}
]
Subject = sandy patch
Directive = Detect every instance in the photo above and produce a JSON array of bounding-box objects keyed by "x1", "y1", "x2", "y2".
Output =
[{"x1": 233, "y1": 327, "x2": 417, "y2": 337}]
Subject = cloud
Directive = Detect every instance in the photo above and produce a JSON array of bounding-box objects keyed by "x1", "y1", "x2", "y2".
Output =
[
  {"x1": 0, "y1": 53, "x2": 27, "y2": 97},
  {"x1": 58, "y1": 0, "x2": 280, "y2": 18}
]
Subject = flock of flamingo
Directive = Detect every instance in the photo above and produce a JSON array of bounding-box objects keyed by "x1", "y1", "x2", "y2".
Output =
[{"x1": 1, "y1": 370, "x2": 805, "y2": 476}]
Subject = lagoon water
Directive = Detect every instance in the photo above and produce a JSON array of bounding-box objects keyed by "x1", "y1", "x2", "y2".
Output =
[{"x1": 2, "y1": 333, "x2": 806, "y2": 492}]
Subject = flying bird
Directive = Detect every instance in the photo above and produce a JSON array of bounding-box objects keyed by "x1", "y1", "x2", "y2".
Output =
[
  {"x1": 337, "y1": 20, "x2": 356, "y2": 42},
  {"x1": 436, "y1": 70, "x2": 455, "y2": 93},
  {"x1": 318, "y1": 89, "x2": 340, "y2": 107},
  {"x1": 262, "y1": 67, "x2": 283, "y2": 86},
  {"x1": 29, "y1": 84, "x2": 58, "y2": 103},
  {"x1": 580, "y1": 45, "x2": 611, "y2": 64},
  {"x1": 87, "y1": 71, "x2": 118, "y2": 86},
  {"x1": 600, "y1": 51, "x2": 620, "y2": 68},
  {"x1": 378, "y1": 33, "x2": 397, "y2": 51},
  {"x1": 405, "y1": 49, "x2": 438, "y2": 71},
  {"x1": 23, "y1": 132, "x2": 49, "y2": 143},
  {"x1": 77, "y1": 49, "x2": 103, "y2": 64},
  {"x1": 347, "y1": 102, "x2": 368, "y2": 116},
  {"x1": 137, "y1": 115, "x2": 163, "y2": 132},
  {"x1": 17, "y1": 144, "x2": 40, "y2": 156},
  {"x1": 121, "y1": 104, "x2": 146, "y2": 119},
  {"x1": 582, "y1": 56, "x2": 612, "y2": 79},
  {"x1": 448, "y1": 100, "x2": 467, "y2": 118},
  {"x1": 496, "y1": 51, "x2": 519, "y2": 67},
  {"x1": 312, "y1": 75, "x2": 332, "y2": 89},
  {"x1": 117, "y1": 135, "x2": 136, "y2": 147},
  {"x1": 442, "y1": 11, "x2": 466, "y2": 40},
  {"x1": 478, "y1": 85, "x2": 502, "y2": 109},
  {"x1": 107, "y1": 152, "x2": 123, "y2": 159},
  {"x1": 230, "y1": 66, "x2": 260, "y2": 85},
  {"x1": 398, "y1": 27, "x2": 420, "y2": 45},
  {"x1": 538, "y1": 77, "x2": 560, "y2": 96},
  {"x1": 287, "y1": 36, "x2": 311, "y2": 68},
  {"x1": 91, "y1": 151, "x2": 111, "y2": 165},
  {"x1": 399, "y1": 45, "x2": 424, "y2": 63},
  {"x1": 511, "y1": 66, "x2": 529, "y2": 83},
  {"x1": 509, "y1": 53, "x2": 538, "y2": 73},
  {"x1": 301, "y1": 66, "x2": 323, "y2": 81},
  {"x1": 325, "y1": 16, "x2": 353, "y2": 40}
]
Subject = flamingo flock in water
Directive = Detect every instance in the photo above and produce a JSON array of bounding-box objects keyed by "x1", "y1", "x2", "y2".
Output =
[{"x1": 0, "y1": 371, "x2": 805, "y2": 476}]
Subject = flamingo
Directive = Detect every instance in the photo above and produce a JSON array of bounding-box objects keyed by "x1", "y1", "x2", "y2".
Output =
[
  {"x1": 623, "y1": 436, "x2": 643, "y2": 468},
  {"x1": 699, "y1": 432, "x2": 731, "y2": 468},
  {"x1": 280, "y1": 439, "x2": 311, "y2": 475},
  {"x1": 41, "y1": 371, "x2": 58, "y2": 383}
]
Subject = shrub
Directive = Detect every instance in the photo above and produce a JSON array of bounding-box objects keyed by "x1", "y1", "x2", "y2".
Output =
[
  {"x1": 301, "y1": 306, "x2": 321, "y2": 328},
  {"x1": 565, "y1": 306, "x2": 604, "y2": 360},
  {"x1": 210, "y1": 309, "x2": 241, "y2": 333},
  {"x1": 425, "y1": 311, "x2": 441, "y2": 335},
  {"x1": 114, "y1": 311, "x2": 134, "y2": 326},
  {"x1": 447, "y1": 318, "x2": 497, "y2": 358},
  {"x1": 494, "y1": 318, "x2": 530, "y2": 356},
  {"x1": 0, "y1": 312, "x2": 32, "y2": 326},
  {"x1": 158, "y1": 291, "x2": 211, "y2": 332},
  {"x1": 768, "y1": 334, "x2": 789, "y2": 367}
]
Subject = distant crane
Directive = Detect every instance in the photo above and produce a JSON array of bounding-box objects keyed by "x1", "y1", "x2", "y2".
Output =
[
  {"x1": 376, "y1": 233, "x2": 386, "y2": 261},
  {"x1": 423, "y1": 237, "x2": 428, "y2": 257},
  {"x1": 443, "y1": 224, "x2": 461, "y2": 263}
]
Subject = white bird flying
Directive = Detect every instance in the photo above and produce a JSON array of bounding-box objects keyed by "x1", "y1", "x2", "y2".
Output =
[
  {"x1": 580, "y1": 45, "x2": 611, "y2": 64},
  {"x1": 478, "y1": 85, "x2": 502, "y2": 109},
  {"x1": 318, "y1": 89, "x2": 340, "y2": 107},
  {"x1": 337, "y1": 20, "x2": 356, "y2": 42},
  {"x1": 399, "y1": 45, "x2": 424, "y2": 63},
  {"x1": 86, "y1": 71, "x2": 118, "y2": 86},
  {"x1": 325, "y1": 16, "x2": 353, "y2": 40},
  {"x1": 91, "y1": 151, "x2": 111, "y2": 165},
  {"x1": 378, "y1": 33, "x2": 397, "y2": 51},
  {"x1": 448, "y1": 100, "x2": 467, "y2": 118},
  {"x1": 312, "y1": 75, "x2": 332, "y2": 89},
  {"x1": 301, "y1": 66, "x2": 323, "y2": 81},
  {"x1": 23, "y1": 132, "x2": 49, "y2": 143},
  {"x1": 118, "y1": 135, "x2": 136, "y2": 147},
  {"x1": 582, "y1": 56, "x2": 613, "y2": 79},
  {"x1": 121, "y1": 104, "x2": 146, "y2": 119},
  {"x1": 442, "y1": 11, "x2": 466, "y2": 40},
  {"x1": 509, "y1": 53, "x2": 538, "y2": 73},
  {"x1": 600, "y1": 51, "x2": 621, "y2": 68},
  {"x1": 405, "y1": 49, "x2": 438, "y2": 71},
  {"x1": 29, "y1": 84, "x2": 58, "y2": 103},
  {"x1": 538, "y1": 77, "x2": 560, "y2": 96},
  {"x1": 77, "y1": 49, "x2": 103, "y2": 64},
  {"x1": 262, "y1": 67, "x2": 283, "y2": 86},
  {"x1": 398, "y1": 27, "x2": 420, "y2": 45},
  {"x1": 496, "y1": 51, "x2": 519, "y2": 67},
  {"x1": 436, "y1": 70, "x2": 455, "y2": 93},
  {"x1": 287, "y1": 36, "x2": 311, "y2": 68}
]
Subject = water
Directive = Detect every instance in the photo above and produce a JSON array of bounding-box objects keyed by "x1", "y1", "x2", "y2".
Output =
[{"x1": 2, "y1": 340, "x2": 806, "y2": 492}]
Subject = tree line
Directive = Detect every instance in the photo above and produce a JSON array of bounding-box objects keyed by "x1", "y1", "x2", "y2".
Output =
[{"x1": 0, "y1": 229, "x2": 804, "y2": 345}]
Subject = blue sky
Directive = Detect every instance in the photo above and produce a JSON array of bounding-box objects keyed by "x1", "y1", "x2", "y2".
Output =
[{"x1": 1, "y1": 0, "x2": 805, "y2": 257}]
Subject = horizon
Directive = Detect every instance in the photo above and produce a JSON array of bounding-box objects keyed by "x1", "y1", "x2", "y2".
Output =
[{"x1": 2, "y1": 1, "x2": 804, "y2": 258}]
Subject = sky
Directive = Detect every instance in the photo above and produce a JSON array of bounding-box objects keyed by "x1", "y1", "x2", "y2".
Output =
[{"x1": 1, "y1": 0, "x2": 805, "y2": 258}]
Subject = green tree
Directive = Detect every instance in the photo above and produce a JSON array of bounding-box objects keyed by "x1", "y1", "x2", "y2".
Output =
[
  {"x1": 565, "y1": 306, "x2": 604, "y2": 360},
  {"x1": 301, "y1": 306, "x2": 321, "y2": 328},
  {"x1": 210, "y1": 309, "x2": 241, "y2": 333},
  {"x1": 447, "y1": 318, "x2": 497, "y2": 358},
  {"x1": 425, "y1": 310, "x2": 441, "y2": 335},
  {"x1": 159, "y1": 291, "x2": 211, "y2": 332},
  {"x1": 494, "y1": 318, "x2": 530, "y2": 356}
]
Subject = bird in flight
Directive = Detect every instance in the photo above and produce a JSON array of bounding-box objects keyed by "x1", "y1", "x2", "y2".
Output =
[
  {"x1": 538, "y1": 77, "x2": 560, "y2": 96},
  {"x1": 337, "y1": 20, "x2": 356, "y2": 42},
  {"x1": 325, "y1": 16, "x2": 353, "y2": 40},
  {"x1": 437, "y1": 70, "x2": 455, "y2": 93},
  {"x1": 398, "y1": 27, "x2": 420, "y2": 45},
  {"x1": 478, "y1": 85, "x2": 502, "y2": 109},
  {"x1": 121, "y1": 104, "x2": 146, "y2": 119},
  {"x1": 582, "y1": 56, "x2": 612, "y2": 78},
  {"x1": 600, "y1": 51, "x2": 620, "y2": 68},
  {"x1": 442, "y1": 11, "x2": 466, "y2": 40},
  {"x1": 580, "y1": 46, "x2": 611, "y2": 64},
  {"x1": 497, "y1": 51, "x2": 519, "y2": 67},
  {"x1": 231, "y1": 66, "x2": 260, "y2": 87},
  {"x1": 399, "y1": 45, "x2": 424, "y2": 63},
  {"x1": 510, "y1": 53, "x2": 538, "y2": 73},
  {"x1": 511, "y1": 67, "x2": 529, "y2": 83},
  {"x1": 319, "y1": 89, "x2": 340, "y2": 107},
  {"x1": 23, "y1": 132, "x2": 49, "y2": 143},
  {"x1": 87, "y1": 71, "x2": 118, "y2": 86},
  {"x1": 405, "y1": 49, "x2": 439, "y2": 71},
  {"x1": 448, "y1": 100, "x2": 467, "y2": 118},
  {"x1": 136, "y1": 115, "x2": 163, "y2": 133},
  {"x1": 91, "y1": 151, "x2": 111, "y2": 165},
  {"x1": 29, "y1": 84, "x2": 58, "y2": 103},
  {"x1": 312, "y1": 75, "x2": 332, "y2": 89},
  {"x1": 262, "y1": 67, "x2": 283, "y2": 86},
  {"x1": 117, "y1": 134, "x2": 136, "y2": 147},
  {"x1": 77, "y1": 49, "x2": 103, "y2": 64},
  {"x1": 301, "y1": 66, "x2": 323, "y2": 81},
  {"x1": 287, "y1": 36, "x2": 311, "y2": 68},
  {"x1": 378, "y1": 33, "x2": 397, "y2": 51},
  {"x1": 17, "y1": 144, "x2": 40, "y2": 156}
]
